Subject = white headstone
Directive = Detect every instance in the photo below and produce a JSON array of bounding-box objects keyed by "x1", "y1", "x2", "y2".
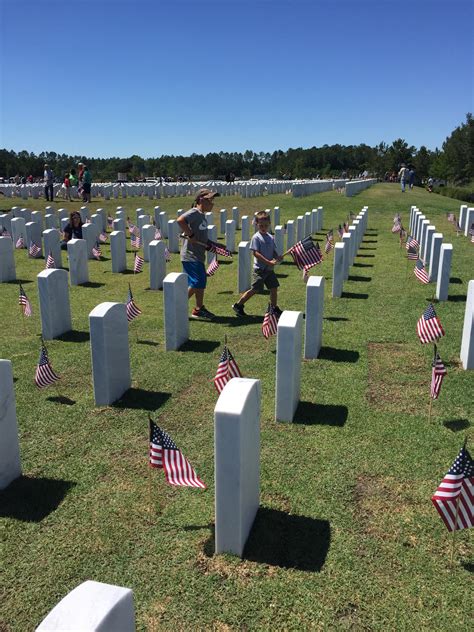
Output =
[
  {"x1": 167, "y1": 220, "x2": 179, "y2": 253},
  {"x1": 89, "y1": 302, "x2": 131, "y2": 406},
  {"x1": 332, "y1": 242, "x2": 344, "y2": 298},
  {"x1": 0, "y1": 236, "x2": 16, "y2": 282},
  {"x1": 207, "y1": 225, "x2": 217, "y2": 264},
  {"x1": 459, "y1": 204, "x2": 468, "y2": 231},
  {"x1": 0, "y1": 360, "x2": 21, "y2": 490},
  {"x1": 163, "y1": 272, "x2": 189, "y2": 351},
  {"x1": 304, "y1": 276, "x2": 324, "y2": 359},
  {"x1": 25, "y1": 221, "x2": 42, "y2": 257},
  {"x1": 241, "y1": 215, "x2": 250, "y2": 242},
  {"x1": 232, "y1": 206, "x2": 239, "y2": 229},
  {"x1": 464, "y1": 208, "x2": 474, "y2": 237},
  {"x1": 11, "y1": 217, "x2": 26, "y2": 246},
  {"x1": 42, "y1": 228, "x2": 62, "y2": 268},
  {"x1": 428, "y1": 233, "x2": 443, "y2": 282},
  {"x1": 37, "y1": 269, "x2": 72, "y2": 340},
  {"x1": 110, "y1": 231, "x2": 127, "y2": 273},
  {"x1": 35, "y1": 580, "x2": 135, "y2": 632},
  {"x1": 149, "y1": 240, "x2": 166, "y2": 290},
  {"x1": 286, "y1": 220, "x2": 295, "y2": 249},
  {"x1": 238, "y1": 241, "x2": 251, "y2": 293},
  {"x1": 214, "y1": 378, "x2": 260, "y2": 557},
  {"x1": 82, "y1": 222, "x2": 99, "y2": 259},
  {"x1": 274, "y1": 226, "x2": 284, "y2": 256},
  {"x1": 273, "y1": 206, "x2": 280, "y2": 227},
  {"x1": 141, "y1": 224, "x2": 155, "y2": 262},
  {"x1": 225, "y1": 219, "x2": 236, "y2": 253},
  {"x1": 435, "y1": 243, "x2": 453, "y2": 301},
  {"x1": 423, "y1": 225, "x2": 436, "y2": 265},
  {"x1": 219, "y1": 209, "x2": 227, "y2": 235},
  {"x1": 460, "y1": 280, "x2": 474, "y2": 370},
  {"x1": 342, "y1": 233, "x2": 351, "y2": 280},
  {"x1": 67, "y1": 239, "x2": 89, "y2": 285},
  {"x1": 113, "y1": 218, "x2": 125, "y2": 232},
  {"x1": 44, "y1": 214, "x2": 58, "y2": 230},
  {"x1": 31, "y1": 211, "x2": 43, "y2": 232},
  {"x1": 275, "y1": 311, "x2": 303, "y2": 422},
  {"x1": 304, "y1": 212, "x2": 312, "y2": 235},
  {"x1": 159, "y1": 211, "x2": 169, "y2": 238},
  {"x1": 296, "y1": 216, "x2": 304, "y2": 242}
]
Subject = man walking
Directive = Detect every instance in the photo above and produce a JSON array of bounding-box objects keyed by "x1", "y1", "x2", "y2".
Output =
[{"x1": 44, "y1": 164, "x2": 54, "y2": 201}]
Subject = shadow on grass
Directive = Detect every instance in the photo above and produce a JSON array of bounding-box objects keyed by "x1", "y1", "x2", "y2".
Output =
[
  {"x1": 113, "y1": 388, "x2": 171, "y2": 412},
  {"x1": 461, "y1": 561, "x2": 474, "y2": 573},
  {"x1": 203, "y1": 509, "x2": 330, "y2": 572},
  {"x1": 359, "y1": 247, "x2": 376, "y2": 251},
  {"x1": 443, "y1": 419, "x2": 470, "y2": 432},
  {"x1": 136, "y1": 339, "x2": 159, "y2": 347},
  {"x1": 46, "y1": 395, "x2": 76, "y2": 405},
  {"x1": 180, "y1": 339, "x2": 220, "y2": 353},
  {"x1": 450, "y1": 277, "x2": 462, "y2": 284},
  {"x1": 121, "y1": 269, "x2": 137, "y2": 275},
  {"x1": 356, "y1": 254, "x2": 375, "y2": 258},
  {"x1": 217, "y1": 290, "x2": 233, "y2": 295},
  {"x1": 293, "y1": 401, "x2": 348, "y2": 426},
  {"x1": 363, "y1": 239, "x2": 378, "y2": 244},
  {"x1": 214, "y1": 315, "x2": 263, "y2": 326},
  {"x1": 353, "y1": 262, "x2": 373, "y2": 268},
  {"x1": 348, "y1": 275, "x2": 372, "y2": 282},
  {"x1": 318, "y1": 346, "x2": 359, "y2": 362},
  {"x1": 7, "y1": 278, "x2": 32, "y2": 284},
  {"x1": 324, "y1": 316, "x2": 349, "y2": 322},
  {"x1": 0, "y1": 476, "x2": 75, "y2": 522},
  {"x1": 80, "y1": 281, "x2": 106, "y2": 288},
  {"x1": 57, "y1": 330, "x2": 90, "y2": 343},
  {"x1": 341, "y1": 291, "x2": 369, "y2": 300},
  {"x1": 448, "y1": 295, "x2": 467, "y2": 302}
]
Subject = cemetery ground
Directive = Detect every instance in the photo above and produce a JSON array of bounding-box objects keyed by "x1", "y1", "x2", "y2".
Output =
[{"x1": 1, "y1": 183, "x2": 472, "y2": 631}]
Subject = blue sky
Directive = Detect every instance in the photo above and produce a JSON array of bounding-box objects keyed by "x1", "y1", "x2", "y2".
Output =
[{"x1": 1, "y1": 0, "x2": 472, "y2": 158}]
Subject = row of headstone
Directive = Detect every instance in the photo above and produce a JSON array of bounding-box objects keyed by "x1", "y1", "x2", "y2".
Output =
[
  {"x1": 332, "y1": 207, "x2": 369, "y2": 297},
  {"x1": 345, "y1": 178, "x2": 378, "y2": 197},
  {"x1": 409, "y1": 206, "x2": 452, "y2": 301},
  {"x1": 459, "y1": 204, "x2": 474, "y2": 236}
]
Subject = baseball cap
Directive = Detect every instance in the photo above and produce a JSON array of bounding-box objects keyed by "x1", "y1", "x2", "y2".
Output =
[{"x1": 194, "y1": 188, "x2": 220, "y2": 200}]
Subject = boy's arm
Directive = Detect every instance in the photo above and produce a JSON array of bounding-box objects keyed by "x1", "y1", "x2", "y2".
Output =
[{"x1": 252, "y1": 249, "x2": 278, "y2": 266}]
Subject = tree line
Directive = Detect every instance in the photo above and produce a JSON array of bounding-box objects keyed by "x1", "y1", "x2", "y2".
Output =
[{"x1": 1, "y1": 114, "x2": 472, "y2": 185}]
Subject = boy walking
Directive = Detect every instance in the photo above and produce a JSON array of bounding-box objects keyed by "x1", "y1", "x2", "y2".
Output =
[
  {"x1": 232, "y1": 211, "x2": 283, "y2": 317},
  {"x1": 177, "y1": 187, "x2": 220, "y2": 320}
]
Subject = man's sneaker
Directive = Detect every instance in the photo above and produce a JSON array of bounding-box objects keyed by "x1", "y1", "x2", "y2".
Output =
[
  {"x1": 232, "y1": 303, "x2": 246, "y2": 317},
  {"x1": 191, "y1": 306, "x2": 215, "y2": 320},
  {"x1": 273, "y1": 305, "x2": 283, "y2": 318}
]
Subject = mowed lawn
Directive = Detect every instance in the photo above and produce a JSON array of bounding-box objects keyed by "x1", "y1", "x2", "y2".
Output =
[{"x1": 1, "y1": 183, "x2": 472, "y2": 631}]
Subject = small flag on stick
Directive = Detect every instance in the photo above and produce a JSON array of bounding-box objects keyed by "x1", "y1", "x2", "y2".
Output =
[
  {"x1": 431, "y1": 445, "x2": 474, "y2": 532},
  {"x1": 28, "y1": 242, "x2": 41, "y2": 258},
  {"x1": 92, "y1": 243, "x2": 102, "y2": 260},
  {"x1": 133, "y1": 253, "x2": 144, "y2": 273},
  {"x1": 414, "y1": 259, "x2": 430, "y2": 284},
  {"x1": 45, "y1": 251, "x2": 55, "y2": 269},
  {"x1": 288, "y1": 236, "x2": 323, "y2": 277},
  {"x1": 417, "y1": 304, "x2": 445, "y2": 344},
  {"x1": 35, "y1": 343, "x2": 60, "y2": 388},
  {"x1": 15, "y1": 236, "x2": 24, "y2": 249},
  {"x1": 430, "y1": 346, "x2": 447, "y2": 400},
  {"x1": 213, "y1": 345, "x2": 242, "y2": 393},
  {"x1": 149, "y1": 419, "x2": 206, "y2": 488},
  {"x1": 205, "y1": 239, "x2": 232, "y2": 258},
  {"x1": 206, "y1": 256, "x2": 219, "y2": 276},
  {"x1": 262, "y1": 304, "x2": 279, "y2": 339},
  {"x1": 126, "y1": 284, "x2": 142, "y2": 321},
  {"x1": 19, "y1": 284, "x2": 32, "y2": 317}
]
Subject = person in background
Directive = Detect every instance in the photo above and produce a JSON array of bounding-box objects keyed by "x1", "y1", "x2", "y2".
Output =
[
  {"x1": 44, "y1": 164, "x2": 54, "y2": 201},
  {"x1": 82, "y1": 165, "x2": 92, "y2": 203},
  {"x1": 60, "y1": 211, "x2": 83, "y2": 249},
  {"x1": 63, "y1": 172, "x2": 72, "y2": 201},
  {"x1": 398, "y1": 163, "x2": 409, "y2": 192},
  {"x1": 409, "y1": 167, "x2": 416, "y2": 189},
  {"x1": 69, "y1": 168, "x2": 78, "y2": 199}
]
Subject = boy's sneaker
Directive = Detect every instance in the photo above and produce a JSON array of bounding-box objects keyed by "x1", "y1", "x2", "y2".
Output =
[
  {"x1": 232, "y1": 303, "x2": 246, "y2": 317},
  {"x1": 191, "y1": 306, "x2": 215, "y2": 320}
]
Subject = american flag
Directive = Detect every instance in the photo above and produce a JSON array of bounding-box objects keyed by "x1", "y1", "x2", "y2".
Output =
[
  {"x1": 1, "y1": 228, "x2": 11, "y2": 238},
  {"x1": 126, "y1": 285, "x2": 142, "y2": 321},
  {"x1": 288, "y1": 236, "x2": 323, "y2": 275},
  {"x1": 447, "y1": 213, "x2": 455, "y2": 223},
  {"x1": 164, "y1": 246, "x2": 171, "y2": 262},
  {"x1": 407, "y1": 245, "x2": 418, "y2": 260},
  {"x1": 15, "y1": 236, "x2": 24, "y2": 249},
  {"x1": 430, "y1": 347, "x2": 447, "y2": 400},
  {"x1": 431, "y1": 446, "x2": 474, "y2": 532},
  {"x1": 133, "y1": 253, "x2": 144, "y2": 273},
  {"x1": 417, "y1": 303, "x2": 445, "y2": 344},
  {"x1": 392, "y1": 222, "x2": 401, "y2": 233},
  {"x1": 393, "y1": 213, "x2": 401, "y2": 222},
  {"x1": 206, "y1": 239, "x2": 232, "y2": 258},
  {"x1": 206, "y1": 256, "x2": 219, "y2": 276},
  {"x1": 414, "y1": 259, "x2": 430, "y2": 284},
  {"x1": 92, "y1": 243, "x2": 102, "y2": 259},
  {"x1": 455, "y1": 220, "x2": 461, "y2": 232},
  {"x1": 469, "y1": 224, "x2": 474, "y2": 243},
  {"x1": 131, "y1": 234, "x2": 142, "y2": 249},
  {"x1": 35, "y1": 344, "x2": 60, "y2": 388},
  {"x1": 83, "y1": 217, "x2": 91, "y2": 225},
  {"x1": 45, "y1": 251, "x2": 56, "y2": 269},
  {"x1": 19, "y1": 284, "x2": 32, "y2": 317},
  {"x1": 154, "y1": 228, "x2": 162, "y2": 240},
  {"x1": 406, "y1": 235, "x2": 419, "y2": 250},
  {"x1": 29, "y1": 242, "x2": 41, "y2": 258},
  {"x1": 262, "y1": 304, "x2": 279, "y2": 339},
  {"x1": 107, "y1": 215, "x2": 114, "y2": 227},
  {"x1": 343, "y1": 222, "x2": 349, "y2": 233},
  {"x1": 337, "y1": 225, "x2": 344, "y2": 238},
  {"x1": 99, "y1": 231, "x2": 108, "y2": 243},
  {"x1": 213, "y1": 345, "x2": 242, "y2": 393},
  {"x1": 324, "y1": 238, "x2": 334, "y2": 254},
  {"x1": 149, "y1": 419, "x2": 206, "y2": 489}
]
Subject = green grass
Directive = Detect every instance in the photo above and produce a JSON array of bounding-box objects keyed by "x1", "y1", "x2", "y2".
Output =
[{"x1": 1, "y1": 183, "x2": 473, "y2": 631}]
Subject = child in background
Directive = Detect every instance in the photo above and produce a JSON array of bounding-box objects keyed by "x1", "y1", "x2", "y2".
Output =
[{"x1": 232, "y1": 210, "x2": 283, "y2": 317}]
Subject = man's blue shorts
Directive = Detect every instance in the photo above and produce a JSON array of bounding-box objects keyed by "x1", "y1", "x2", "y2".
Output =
[{"x1": 182, "y1": 261, "x2": 207, "y2": 289}]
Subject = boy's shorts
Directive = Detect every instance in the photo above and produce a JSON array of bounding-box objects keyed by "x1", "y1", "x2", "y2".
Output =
[
  {"x1": 251, "y1": 268, "x2": 279, "y2": 292},
  {"x1": 182, "y1": 261, "x2": 207, "y2": 289}
]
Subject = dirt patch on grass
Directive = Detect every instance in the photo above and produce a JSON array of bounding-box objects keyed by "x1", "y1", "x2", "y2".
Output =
[
  {"x1": 195, "y1": 547, "x2": 258, "y2": 583},
  {"x1": 367, "y1": 342, "x2": 428, "y2": 413}
]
